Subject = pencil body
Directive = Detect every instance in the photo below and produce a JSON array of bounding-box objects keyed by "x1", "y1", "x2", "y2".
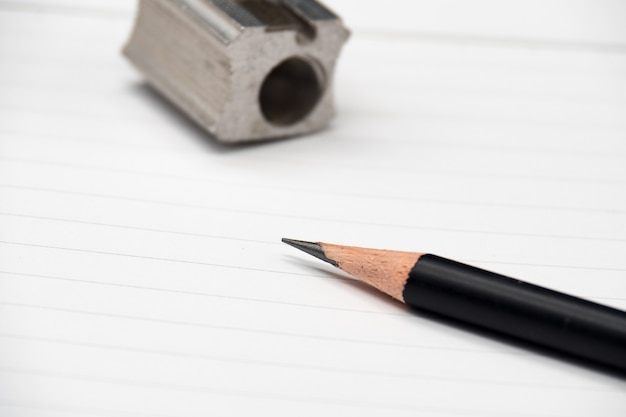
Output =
[
  {"x1": 282, "y1": 239, "x2": 626, "y2": 372},
  {"x1": 406, "y1": 255, "x2": 626, "y2": 371}
]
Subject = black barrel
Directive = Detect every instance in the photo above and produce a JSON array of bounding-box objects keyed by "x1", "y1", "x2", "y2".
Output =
[{"x1": 403, "y1": 254, "x2": 626, "y2": 371}]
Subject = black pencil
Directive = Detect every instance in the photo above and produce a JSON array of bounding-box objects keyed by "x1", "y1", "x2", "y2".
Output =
[{"x1": 282, "y1": 238, "x2": 626, "y2": 372}]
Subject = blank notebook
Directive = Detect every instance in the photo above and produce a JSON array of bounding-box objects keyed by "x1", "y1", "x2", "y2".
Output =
[{"x1": 1, "y1": 0, "x2": 626, "y2": 416}]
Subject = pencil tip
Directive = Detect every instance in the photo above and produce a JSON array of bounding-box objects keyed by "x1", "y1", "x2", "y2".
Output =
[{"x1": 281, "y1": 238, "x2": 339, "y2": 267}]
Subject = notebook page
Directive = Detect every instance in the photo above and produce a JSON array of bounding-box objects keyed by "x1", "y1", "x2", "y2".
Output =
[{"x1": 1, "y1": 1, "x2": 626, "y2": 416}]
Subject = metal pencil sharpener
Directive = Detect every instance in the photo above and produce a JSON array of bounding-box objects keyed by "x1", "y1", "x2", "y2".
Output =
[{"x1": 124, "y1": 0, "x2": 349, "y2": 143}]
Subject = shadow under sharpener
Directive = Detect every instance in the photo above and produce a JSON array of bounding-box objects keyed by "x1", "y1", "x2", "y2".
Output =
[{"x1": 124, "y1": 0, "x2": 349, "y2": 143}]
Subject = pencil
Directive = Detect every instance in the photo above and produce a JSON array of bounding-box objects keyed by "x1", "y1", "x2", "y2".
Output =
[{"x1": 282, "y1": 238, "x2": 626, "y2": 372}]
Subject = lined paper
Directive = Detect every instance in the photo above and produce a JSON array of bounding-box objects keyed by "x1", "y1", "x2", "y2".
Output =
[{"x1": 1, "y1": 1, "x2": 626, "y2": 416}]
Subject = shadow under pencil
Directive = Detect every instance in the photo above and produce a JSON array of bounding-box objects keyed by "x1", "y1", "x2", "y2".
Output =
[
  {"x1": 307, "y1": 258, "x2": 626, "y2": 381},
  {"x1": 406, "y1": 305, "x2": 626, "y2": 381}
]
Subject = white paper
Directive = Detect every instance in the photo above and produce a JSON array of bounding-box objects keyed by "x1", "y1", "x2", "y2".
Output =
[{"x1": 1, "y1": 1, "x2": 626, "y2": 416}]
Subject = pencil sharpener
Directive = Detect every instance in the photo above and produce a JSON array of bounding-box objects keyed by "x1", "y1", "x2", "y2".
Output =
[{"x1": 124, "y1": 0, "x2": 349, "y2": 143}]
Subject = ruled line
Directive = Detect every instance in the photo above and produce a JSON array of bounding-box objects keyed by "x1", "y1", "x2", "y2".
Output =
[
  {"x1": 0, "y1": 31, "x2": 129, "y2": 50},
  {"x1": 3, "y1": 150, "x2": 626, "y2": 190},
  {"x1": 0, "y1": 367, "x2": 569, "y2": 417},
  {"x1": 2, "y1": 269, "x2": 623, "y2": 324},
  {"x1": 351, "y1": 103, "x2": 626, "y2": 130},
  {"x1": 0, "y1": 1, "x2": 132, "y2": 19},
  {"x1": 4, "y1": 125, "x2": 626, "y2": 160},
  {"x1": 0, "y1": 129, "x2": 179, "y2": 151},
  {"x1": 0, "y1": 301, "x2": 515, "y2": 354},
  {"x1": 2, "y1": 269, "x2": 623, "y2": 304},
  {"x1": 0, "y1": 240, "x2": 323, "y2": 277},
  {"x1": 0, "y1": 333, "x2": 608, "y2": 391},
  {"x1": 0, "y1": 103, "x2": 166, "y2": 125},
  {"x1": 1, "y1": 238, "x2": 625, "y2": 280},
  {"x1": 0, "y1": 270, "x2": 397, "y2": 316},
  {"x1": 2, "y1": 99, "x2": 626, "y2": 131},
  {"x1": 7, "y1": 240, "x2": 626, "y2": 272},
  {"x1": 0, "y1": 402, "x2": 176, "y2": 417},
  {"x1": 4, "y1": 147, "x2": 626, "y2": 189},
  {"x1": 2, "y1": 210, "x2": 626, "y2": 252},
  {"x1": 357, "y1": 29, "x2": 626, "y2": 55},
  {"x1": 0, "y1": 212, "x2": 276, "y2": 246},
  {"x1": 2, "y1": 182, "x2": 626, "y2": 228},
  {"x1": 0, "y1": 51, "x2": 121, "y2": 69}
]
